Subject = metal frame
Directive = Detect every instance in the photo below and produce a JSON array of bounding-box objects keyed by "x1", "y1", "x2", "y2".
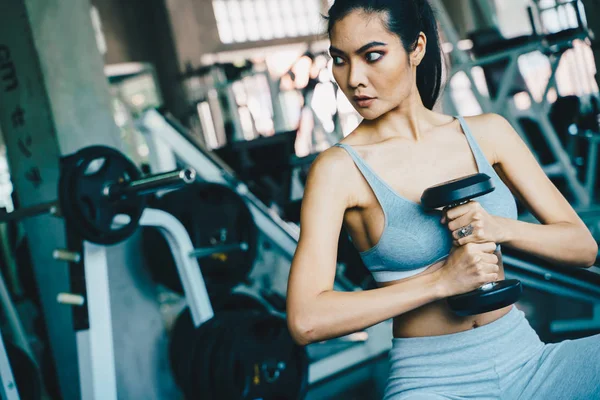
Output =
[
  {"x1": 503, "y1": 254, "x2": 600, "y2": 333},
  {"x1": 432, "y1": 0, "x2": 595, "y2": 207},
  {"x1": 77, "y1": 243, "x2": 117, "y2": 400},
  {"x1": 76, "y1": 208, "x2": 214, "y2": 400},
  {"x1": 136, "y1": 109, "x2": 600, "y2": 383},
  {"x1": 138, "y1": 109, "x2": 300, "y2": 260},
  {"x1": 136, "y1": 110, "x2": 393, "y2": 384},
  {"x1": 0, "y1": 330, "x2": 19, "y2": 400}
]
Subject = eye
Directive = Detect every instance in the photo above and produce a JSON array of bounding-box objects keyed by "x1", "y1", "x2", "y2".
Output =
[
  {"x1": 332, "y1": 56, "x2": 345, "y2": 66},
  {"x1": 366, "y1": 52, "x2": 384, "y2": 63}
]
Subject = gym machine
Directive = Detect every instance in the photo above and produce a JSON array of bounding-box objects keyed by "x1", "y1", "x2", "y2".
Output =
[
  {"x1": 0, "y1": 145, "x2": 213, "y2": 399},
  {"x1": 136, "y1": 109, "x2": 395, "y2": 386}
]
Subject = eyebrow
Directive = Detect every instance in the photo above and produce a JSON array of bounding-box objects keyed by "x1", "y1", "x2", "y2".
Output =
[{"x1": 329, "y1": 41, "x2": 387, "y2": 56}]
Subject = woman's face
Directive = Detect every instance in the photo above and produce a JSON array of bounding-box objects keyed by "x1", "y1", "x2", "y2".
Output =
[{"x1": 329, "y1": 10, "x2": 423, "y2": 120}]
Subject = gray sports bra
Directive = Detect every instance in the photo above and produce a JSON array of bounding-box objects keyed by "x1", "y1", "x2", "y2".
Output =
[{"x1": 335, "y1": 116, "x2": 518, "y2": 282}]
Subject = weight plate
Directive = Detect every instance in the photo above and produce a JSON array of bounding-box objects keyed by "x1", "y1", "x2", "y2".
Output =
[
  {"x1": 421, "y1": 173, "x2": 495, "y2": 210},
  {"x1": 142, "y1": 182, "x2": 258, "y2": 294},
  {"x1": 212, "y1": 291, "x2": 269, "y2": 314},
  {"x1": 447, "y1": 279, "x2": 523, "y2": 316},
  {"x1": 234, "y1": 313, "x2": 309, "y2": 400},
  {"x1": 59, "y1": 146, "x2": 145, "y2": 244},
  {"x1": 173, "y1": 309, "x2": 308, "y2": 400}
]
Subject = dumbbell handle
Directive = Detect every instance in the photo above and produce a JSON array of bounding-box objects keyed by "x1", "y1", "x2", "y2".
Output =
[{"x1": 106, "y1": 168, "x2": 196, "y2": 199}]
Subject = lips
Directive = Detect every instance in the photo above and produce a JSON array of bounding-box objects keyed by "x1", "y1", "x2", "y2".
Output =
[{"x1": 353, "y1": 95, "x2": 376, "y2": 107}]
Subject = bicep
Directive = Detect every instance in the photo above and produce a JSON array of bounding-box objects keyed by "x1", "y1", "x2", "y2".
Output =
[
  {"x1": 492, "y1": 114, "x2": 585, "y2": 227},
  {"x1": 287, "y1": 153, "x2": 350, "y2": 308}
]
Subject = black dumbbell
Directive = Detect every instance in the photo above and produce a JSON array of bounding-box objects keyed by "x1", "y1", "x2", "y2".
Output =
[{"x1": 421, "y1": 173, "x2": 522, "y2": 316}]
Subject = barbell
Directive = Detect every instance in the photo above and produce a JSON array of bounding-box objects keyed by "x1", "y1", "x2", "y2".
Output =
[{"x1": 0, "y1": 145, "x2": 196, "y2": 245}]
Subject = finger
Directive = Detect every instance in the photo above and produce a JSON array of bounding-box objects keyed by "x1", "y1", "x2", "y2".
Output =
[
  {"x1": 447, "y1": 209, "x2": 476, "y2": 232},
  {"x1": 455, "y1": 234, "x2": 485, "y2": 246},
  {"x1": 445, "y1": 200, "x2": 479, "y2": 221},
  {"x1": 471, "y1": 241, "x2": 497, "y2": 253},
  {"x1": 483, "y1": 273, "x2": 499, "y2": 284},
  {"x1": 480, "y1": 252, "x2": 499, "y2": 264}
]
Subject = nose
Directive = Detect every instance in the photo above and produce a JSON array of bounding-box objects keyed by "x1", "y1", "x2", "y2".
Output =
[{"x1": 347, "y1": 63, "x2": 367, "y2": 89}]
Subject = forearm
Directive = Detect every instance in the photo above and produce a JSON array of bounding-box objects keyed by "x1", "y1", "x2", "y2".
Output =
[
  {"x1": 290, "y1": 271, "x2": 443, "y2": 345},
  {"x1": 499, "y1": 217, "x2": 598, "y2": 267}
]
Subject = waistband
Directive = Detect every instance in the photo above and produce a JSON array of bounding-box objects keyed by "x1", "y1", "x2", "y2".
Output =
[{"x1": 390, "y1": 306, "x2": 544, "y2": 370}]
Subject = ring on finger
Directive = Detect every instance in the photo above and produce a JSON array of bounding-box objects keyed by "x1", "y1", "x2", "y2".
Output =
[{"x1": 457, "y1": 224, "x2": 474, "y2": 239}]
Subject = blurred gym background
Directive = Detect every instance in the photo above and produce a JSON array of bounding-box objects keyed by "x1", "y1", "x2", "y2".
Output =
[{"x1": 0, "y1": 0, "x2": 599, "y2": 399}]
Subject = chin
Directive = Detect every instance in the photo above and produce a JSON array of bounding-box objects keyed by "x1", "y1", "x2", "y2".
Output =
[{"x1": 356, "y1": 108, "x2": 384, "y2": 120}]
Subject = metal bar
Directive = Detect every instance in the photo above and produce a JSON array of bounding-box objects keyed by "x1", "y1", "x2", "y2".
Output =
[
  {"x1": 77, "y1": 243, "x2": 117, "y2": 400},
  {"x1": 136, "y1": 110, "x2": 350, "y2": 294},
  {"x1": 492, "y1": 53, "x2": 521, "y2": 109},
  {"x1": 307, "y1": 320, "x2": 392, "y2": 385},
  {"x1": 502, "y1": 254, "x2": 600, "y2": 297},
  {"x1": 537, "y1": 112, "x2": 590, "y2": 206},
  {"x1": 137, "y1": 110, "x2": 300, "y2": 258},
  {"x1": 584, "y1": 131, "x2": 599, "y2": 198},
  {"x1": 189, "y1": 242, "x2": 248, "y2": 258},
  {"x1": 504, "y1": 270, "x2": 600, "y2": 304},
  {"x1": 0, "y1": 331, "x2": 20, "y2": 400},
  {"x1": 551, "y1": 304, "x2": 600, "y2": 333},
  {"x1": 430, "y1": 0, "x2": 470, "y2": 63},
  {"x1": 140, "y1": 208, "x2": 214, "y2": 326},
  {"x1": 0, "y1": 201, "x2": 58, "y2": 223},
  {"x1": 449, "y1": 32, "x2": 587, "y2": 71},
  {"x1": 0, "y1": 271, "x2": 34, "y2": 364},
  {"x1": 107, "y1": 168, "x2": 196, "y2": 199}
]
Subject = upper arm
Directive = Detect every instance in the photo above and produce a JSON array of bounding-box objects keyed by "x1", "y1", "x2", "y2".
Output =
[
  {"x1": 286, "y1": 148, "x2": 352, "y2": 313},
  {"x1": 483, "y1": 113, "x2": 586, "y2": 228}
]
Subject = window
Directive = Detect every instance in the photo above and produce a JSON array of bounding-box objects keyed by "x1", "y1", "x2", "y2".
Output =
[{"x1": 213, "y1": 0, "x2": 324, "y2": 44}]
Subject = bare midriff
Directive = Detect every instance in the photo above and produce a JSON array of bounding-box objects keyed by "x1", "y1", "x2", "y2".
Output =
[{"x1": 378, "y1": 249, "x2": 512, "y2": 338}]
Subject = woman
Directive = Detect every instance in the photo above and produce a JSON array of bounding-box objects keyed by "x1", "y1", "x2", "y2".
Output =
[{"x1": 286, "y1": 0, "x2": 600, "y2": 399}]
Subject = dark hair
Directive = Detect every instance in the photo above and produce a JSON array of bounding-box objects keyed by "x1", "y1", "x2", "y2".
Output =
[{"x1": 326, "y1": 0, "x2": 444, "y2": 110}]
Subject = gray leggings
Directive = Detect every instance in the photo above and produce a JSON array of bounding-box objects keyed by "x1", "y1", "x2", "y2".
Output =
[{"x1": 384, "y1": 306, "x2": 600, "y2": 400}]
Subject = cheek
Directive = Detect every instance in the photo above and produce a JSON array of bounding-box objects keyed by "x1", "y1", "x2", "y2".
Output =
[{"x1": 371, "y1": 57, "x2": 411, "y2": 96}]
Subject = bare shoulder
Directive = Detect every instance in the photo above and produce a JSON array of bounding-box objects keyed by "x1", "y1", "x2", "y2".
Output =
[
  {"x1": 462, "y1": 113, "x2": 515, "y2": 164},
  {"x1": 307, "y1": 145, "x2": 355, "y2": 181},
  {"x1": 304, "y1": 145, "x2": 356, "y2": 203}
]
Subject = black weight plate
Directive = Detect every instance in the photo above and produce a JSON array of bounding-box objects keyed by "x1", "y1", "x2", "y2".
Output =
[
  {"x1": 142, "y1": 182, "x2": 258, "y2": 294},
  {"x1": 447, "y1": 279, "x2": 523, "y2": 317},
  {"x1": 5, "y1": 342, "x2": 42, "y2": 400},
  {"x1": 261, "y1": 314, "x2": 308, "y2": 400},
  {"x1": 181, "y1": 315, "x2": 215, "y2": 398},
  {"x1": 233, "y1": 313, "x2": 309, "y2": 400},
  {"x1": 421, "y1": 173, "x2": 495, "y2": 210},
  {"x1": 59, "y1": 146, "x2": 145, "y2": 244},
  {"x1": 169, "y1": 309, "x2": 197, "y2": 389},
  {"x1": 211, "y1": 310, "x2": 254, "y2": 399},
  {"x1": 188, "y1": 313, "x2": 234, "y2": 399},
  {"x1": 212, "y1": 292, "x2": 269, "y2": 314}
]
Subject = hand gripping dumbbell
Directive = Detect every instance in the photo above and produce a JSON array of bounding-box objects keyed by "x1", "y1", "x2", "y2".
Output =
[{"x1": 421, "y1": 173, "x2": 522, "y2": 316}]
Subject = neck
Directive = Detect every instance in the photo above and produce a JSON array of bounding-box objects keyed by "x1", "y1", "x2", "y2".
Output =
[{"x1": 362, "y1": 95, "x2": 432, "y2": 143}]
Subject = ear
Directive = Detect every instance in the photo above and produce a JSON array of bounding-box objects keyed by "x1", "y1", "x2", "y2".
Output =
[{"x1": 412, "y1": 32, "x2": 427, "y2": 66}]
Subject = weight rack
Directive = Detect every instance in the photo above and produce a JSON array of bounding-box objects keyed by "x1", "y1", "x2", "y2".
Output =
[{"x1": 136, "y1": 109, "x2": 395, "y2": 386}]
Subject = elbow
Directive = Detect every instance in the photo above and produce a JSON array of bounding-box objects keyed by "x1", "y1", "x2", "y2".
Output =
[
  {"x1": 576, "y1": 230, "x2": 598, "y2": 268},
  {"x1": 287, "y1": 311, "x2": 320, "y2": 346},
  {"x1": 583, "y1": 238, "x2": 598, "y2": 268}
]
